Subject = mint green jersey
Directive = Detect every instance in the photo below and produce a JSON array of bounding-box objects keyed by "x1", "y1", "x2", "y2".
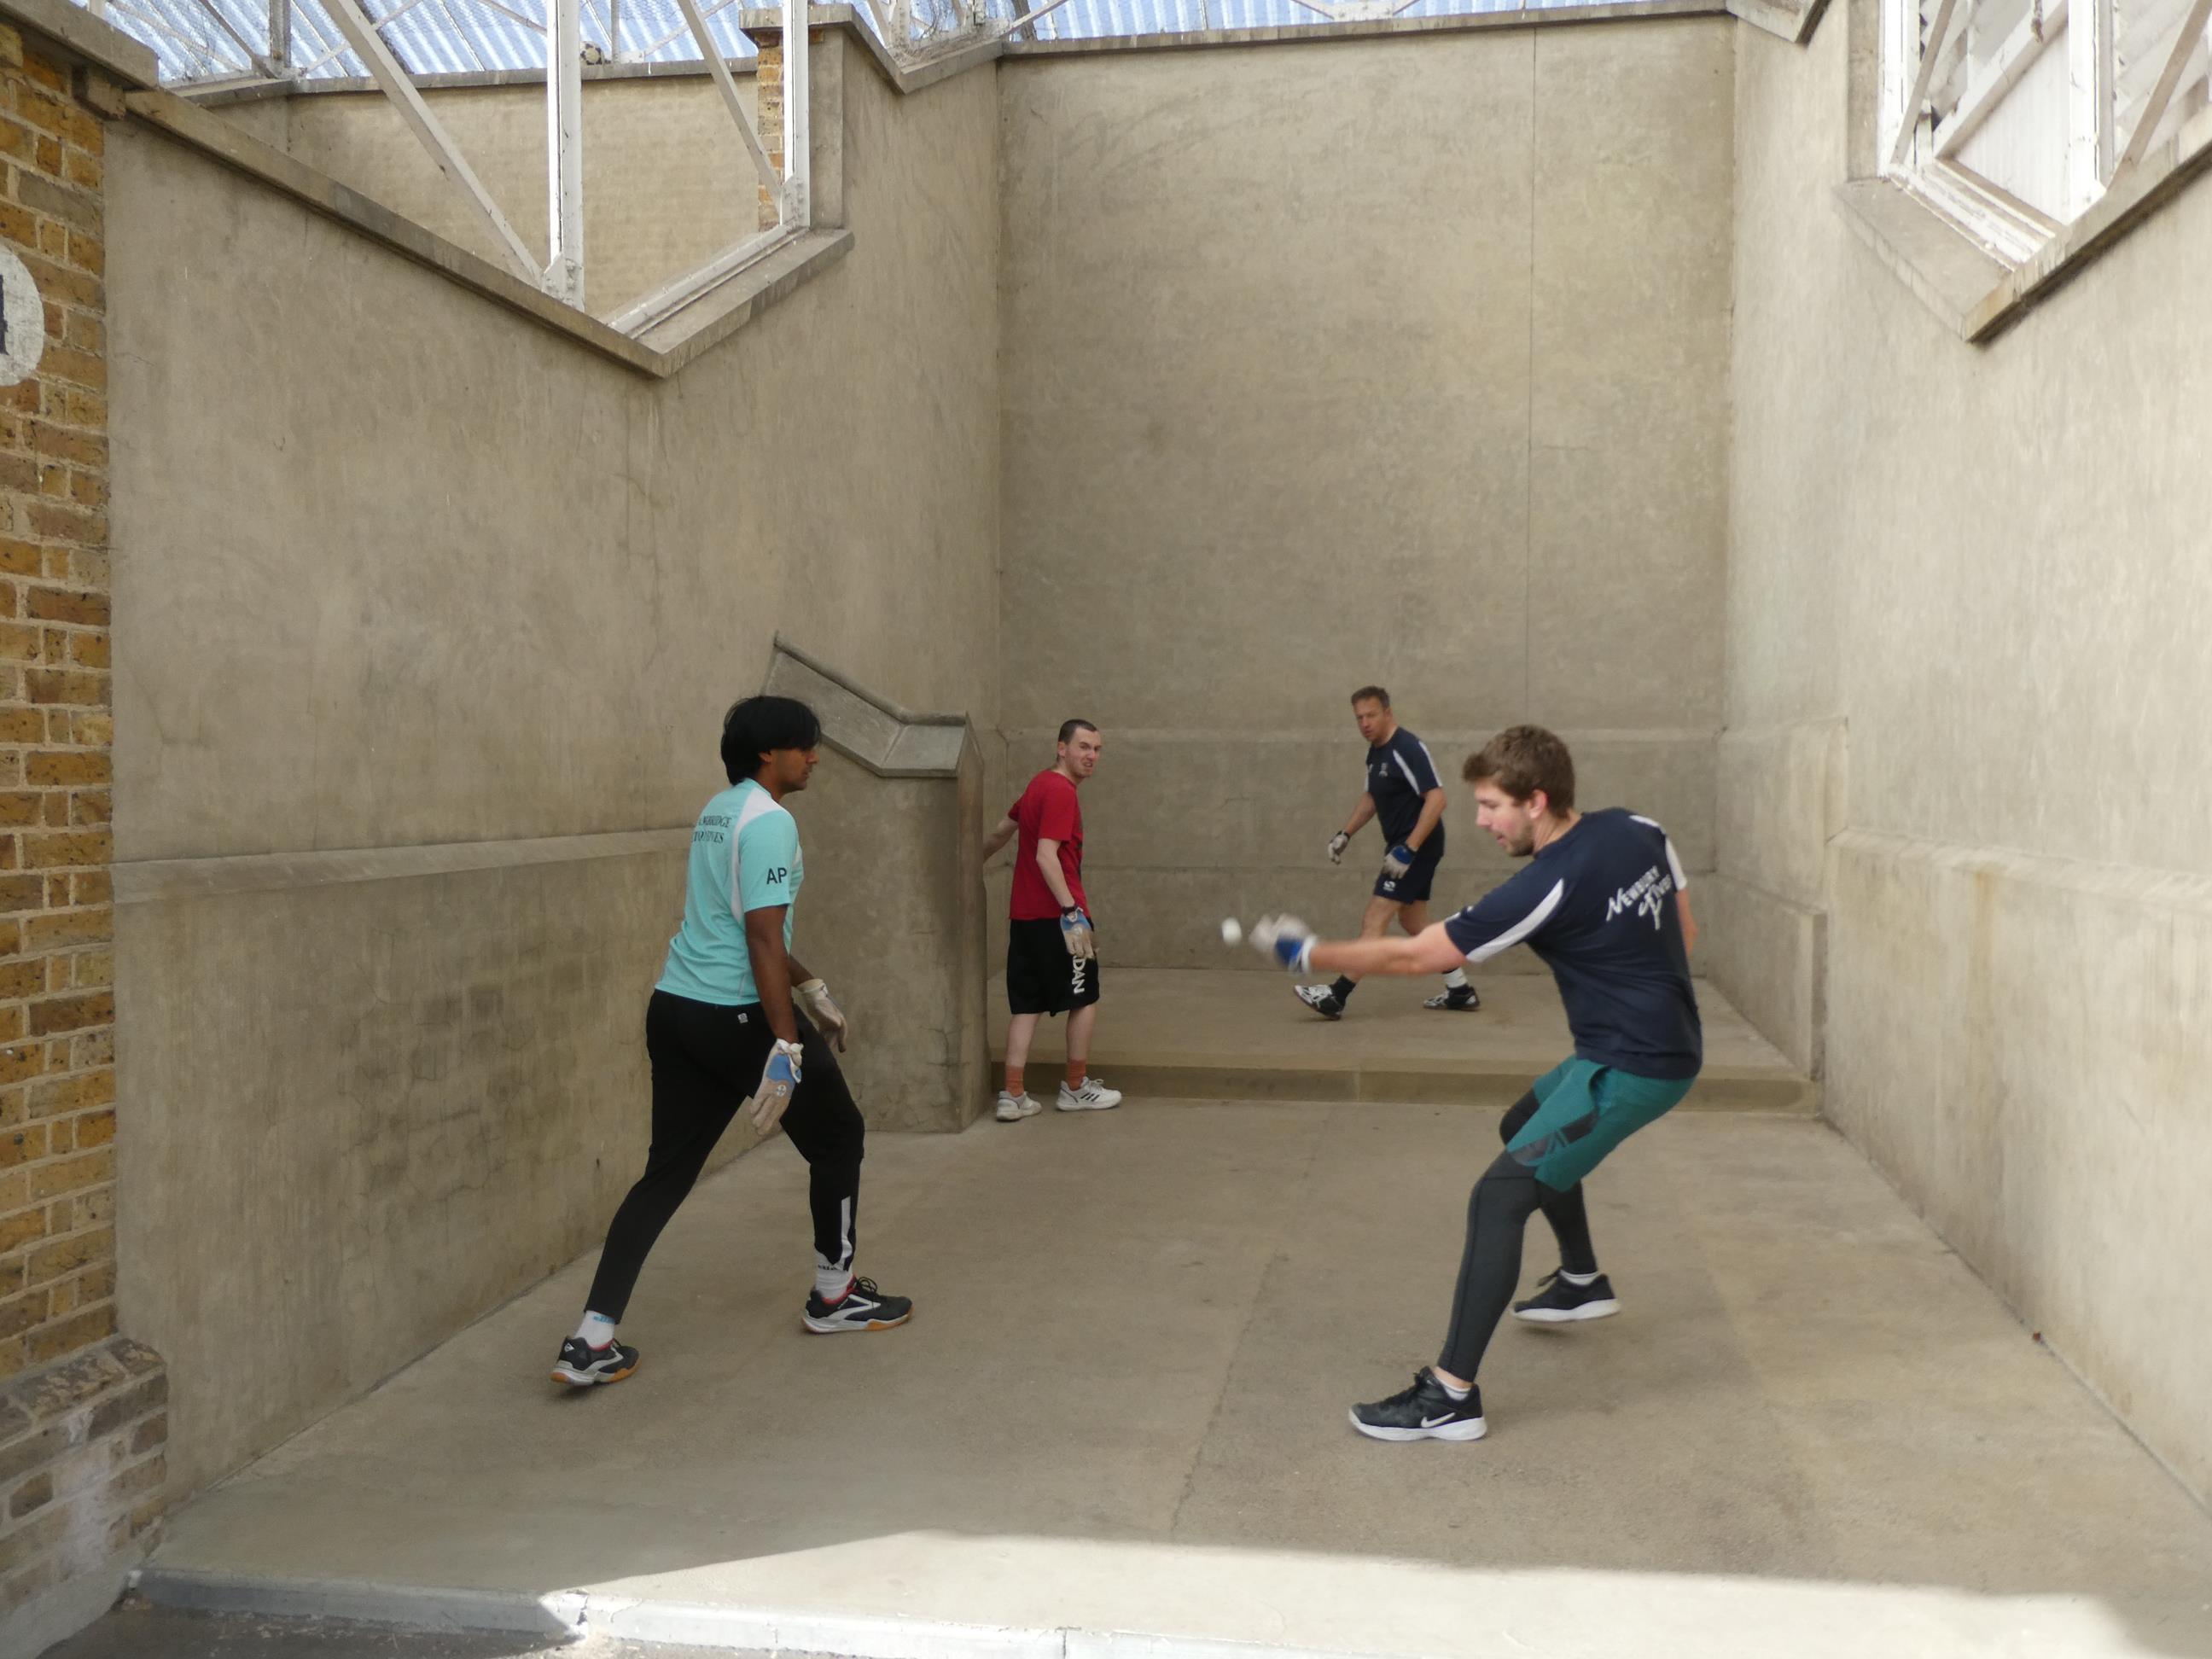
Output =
[{"x1": 656, "y1": 779, "x2": 802, "y2": 1006}]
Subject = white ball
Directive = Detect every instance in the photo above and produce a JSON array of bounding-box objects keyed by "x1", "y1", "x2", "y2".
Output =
[{"x1": 1220, "y1": 917, "x2": 1243, "y2": 946}]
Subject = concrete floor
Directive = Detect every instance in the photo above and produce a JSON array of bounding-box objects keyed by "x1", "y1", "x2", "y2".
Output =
[{"x1": 140, "y1": 1081, "x2": 2212, "y2": 1656}]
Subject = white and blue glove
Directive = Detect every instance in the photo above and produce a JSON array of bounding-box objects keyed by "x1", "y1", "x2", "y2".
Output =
[
  {"x1": 1060, "y1": 905, "x2": 1097, "y2": 961},
  {"x1": 794, "y1": 978, "x2": 848, "y2": 1053},
  {"x1": 1248, "y1": 914, "x2": 1316, "y2": 975},
  {"x1": 1327, "y1": 831, "x2": 1351, "y2": 865},
  {"x1": 749, "y1": 1038, "x2": 804, "y2": 1132},
  {"x1": 1381, "y1": 843, "x2": 1416, "y2": 880}
]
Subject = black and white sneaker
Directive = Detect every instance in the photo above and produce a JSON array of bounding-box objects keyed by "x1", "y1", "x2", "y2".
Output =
[
  {"x1": 1294, "y1": 984, "x2": 1345, "y2": 1020},
  {"x1": 1348, "y1": 1368, "x2": 1487, "y2": 1442},
  {"x1": 1512, "y1": 1269, "x2": 1621, "y2": 1324},
  {"x1": 1423, "y1": 985, "x2": 1481, "y2": 1012},
  {"x1": 551, "y1": 1336, "x2": 639, "y2": 1387},
  {"x1": 802, "y1": 1276, "x2": 914, "y2": 1334}
]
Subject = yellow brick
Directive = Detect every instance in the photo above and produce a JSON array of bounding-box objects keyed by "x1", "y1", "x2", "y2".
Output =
[
  {"x1": 25, "y1": 1300, "x2": 113, "y2": 1365},
  {"x1": 26, "y1": 1070, "x2": 110, "y2": 1117},
  {"x1": 26, "y1": 992, "x2": 108, "y2": 1037},
  {"x1": 25, "y1": 1224, "x2": 110, "y2": 1286},
  {"x1": 0, "y1": 1123, "x2": 44, "y2": 1167},
  {"x1": 21, "y1": 830, "x2": 107, "y2": 868},
  {"x1": 22, "y1": 1146, "x2": 108, "y2": 1199}
]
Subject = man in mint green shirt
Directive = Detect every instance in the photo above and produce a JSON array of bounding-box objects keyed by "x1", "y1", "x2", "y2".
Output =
[{"x1": 552, "y1": 696, "x2": 913, "y2": 1388}]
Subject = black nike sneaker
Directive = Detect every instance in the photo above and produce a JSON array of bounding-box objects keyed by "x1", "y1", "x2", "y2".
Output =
[
  {"x1": 1512, "y1": 1269, "x2": 1621, "y2": 1324},
  {"x1": 1423, "y1": 985, "x2": 1481, "y2": 1011},
  {"x1": 802, "y1": 1276, "x2": 914, "y2": 1334},
  {"x1": 1294, "y1": 984, "x2": 1345, "y2": 1020},
  {"x1": 551, "y1": 1336, "x2": 638, "y2": 1387},
  {"x1": 1348, "y1": 1368, "x2": 1487, "y2": 1442}
]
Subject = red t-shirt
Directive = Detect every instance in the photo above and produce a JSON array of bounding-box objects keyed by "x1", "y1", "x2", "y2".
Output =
[{"x1": 1009, "y1": 769, "x2": 1087, "y2": 921}]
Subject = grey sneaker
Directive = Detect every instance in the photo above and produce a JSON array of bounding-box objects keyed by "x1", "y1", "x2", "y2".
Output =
[
  {"x1": 1056, "y1": 1076, "x2": 1122, "y2": 1111},
  {"x1": 995, "y1": 1090, "x2": 1042, "y2": 1122}
]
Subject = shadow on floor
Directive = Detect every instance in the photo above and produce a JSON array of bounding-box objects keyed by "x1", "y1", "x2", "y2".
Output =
[{"x1": 143, "y1": 1102, "x2": 2212, "y2": 1659}]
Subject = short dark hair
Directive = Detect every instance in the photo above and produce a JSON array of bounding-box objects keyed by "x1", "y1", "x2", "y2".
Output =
[
  {"x1": 1350, "y1": 686, "x2": 1390, "y2": 709},
  {"x1": 1057, "y1": 719, "x2": 1099, "y2": 746},
  {"x1": 1464, "y1": 725, "x2": 1575, "y2": 812},
  {"x1": 721, "y1": 695, "x2": 821, "y2": 783}
]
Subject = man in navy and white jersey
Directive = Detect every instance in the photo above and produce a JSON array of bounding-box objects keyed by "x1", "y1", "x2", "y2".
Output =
[
  {"x1": 1248, "y1": 725, "x2": 1700, "y2": 1445},
  {"x1": 1295, "y1": 685, "x2": 1478, "y2": 1020}
]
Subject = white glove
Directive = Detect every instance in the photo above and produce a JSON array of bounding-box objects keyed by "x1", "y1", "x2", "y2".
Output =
[
  {"x1": 1381, "y1": 842, "x2": 1415, "y2": 880},
  {"x1": 749, "y1": 1038, "x2": 804, "y2": 1132},
  {"x1": 1327, "y1": 831, "x2": 1350, "y2": 865},
  {"x1": 1249, "y1": 914, "x2": 1316, "y2": 974},
  {"x1": 1060, "y1": 906, "x2": 1097, "y2": 961},
  {"x1": 794, "y1": 978, "x2": 848, "y2": 1053}
]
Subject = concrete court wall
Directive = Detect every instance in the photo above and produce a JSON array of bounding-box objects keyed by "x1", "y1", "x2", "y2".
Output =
[
  {"x1": 213, "y1": 72, "x2": 763, "y2": 323},
  {"x1": 1726, "y1": 1, "x2": 2212, "y2": 1501},
  {"x1": 105, "y1": 51, "x2": 1000, "y2": 1499},
  {"x1": 994, "y1": 23, "x2": 1734, "y2": 969}
]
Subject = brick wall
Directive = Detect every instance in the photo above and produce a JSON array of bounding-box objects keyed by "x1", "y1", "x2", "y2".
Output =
[
  {"x1": 0, "y1": 15, "x2": 167, "y2": 1634},
  {"x1": 751, "y1": 27, "x2": 824, "y2": 234},
  {"x1": 757, "y1": 34, "x2": 783, "y2": 231}
]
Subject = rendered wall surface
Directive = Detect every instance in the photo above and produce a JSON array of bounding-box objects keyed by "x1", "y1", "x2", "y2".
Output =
[
  {"x1": 1728, "y1": 3, "x2": 2212, "y2": 1500},
  {"x1": 107, "y1": 51, "x2": 999, "y2": 1499},
  {"x1": 994, "y1": 24, "x2": 1734, "y2": 967}
]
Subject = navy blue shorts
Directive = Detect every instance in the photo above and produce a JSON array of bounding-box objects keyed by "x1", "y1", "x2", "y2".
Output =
[{"x1": 1374, "y1": 842, "x2": 1442, "y2": 905}]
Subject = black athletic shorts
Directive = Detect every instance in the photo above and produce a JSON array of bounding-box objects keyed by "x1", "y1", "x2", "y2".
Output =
[
  {"x1": 1373, "y1": 841, "x2": 1443, "y2": 904},
  {"x1": 1006, "y1": 917, "x2": 1102, "y2": 1016}
]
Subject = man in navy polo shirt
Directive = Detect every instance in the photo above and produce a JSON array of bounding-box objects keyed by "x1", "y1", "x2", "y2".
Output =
[
  {"x1": 1295, "y1": 685, "x2": 1478, "y2": 1020},
  {"x1": 1249, "y1": 725, "x2": 1701, "y2": 1444}
]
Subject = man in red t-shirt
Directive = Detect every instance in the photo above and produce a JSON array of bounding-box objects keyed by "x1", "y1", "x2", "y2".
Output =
[{"x1": 981, "y1": 719, "x2": 1122, "y2": 1121}]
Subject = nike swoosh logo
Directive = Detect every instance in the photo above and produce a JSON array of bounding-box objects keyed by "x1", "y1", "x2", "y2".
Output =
[{"x1": 1420, "y1": 1414, "x2": 1458, "y2": 1428}]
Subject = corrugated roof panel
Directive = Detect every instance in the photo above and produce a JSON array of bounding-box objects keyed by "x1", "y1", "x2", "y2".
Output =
[{"x1": 79, "y1": 0, "x2": 1620, "y2": 84}]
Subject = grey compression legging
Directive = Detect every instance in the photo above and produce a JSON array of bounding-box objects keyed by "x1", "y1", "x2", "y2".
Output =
[{"x1": 1436, "y1": 1091, "x2": 1600, "y2": 1382}]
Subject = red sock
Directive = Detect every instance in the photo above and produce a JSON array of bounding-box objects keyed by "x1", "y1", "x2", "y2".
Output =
[
  {"x1": 1065, "y1": 1057, "x2": 1087, "y2": 1090},
  {"x1": 1005, "y1": 1064, "x2": 1024, "y2": 1098}
]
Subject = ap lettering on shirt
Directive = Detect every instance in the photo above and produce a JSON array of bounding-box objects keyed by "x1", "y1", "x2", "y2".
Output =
[{"x1": 658, "y1": 777, "x2": 804, "y2": 1008}]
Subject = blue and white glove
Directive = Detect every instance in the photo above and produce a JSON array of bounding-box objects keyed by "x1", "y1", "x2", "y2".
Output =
[
  {"x1": 749, "y1": 1038, "x2": 804, "y2": 1132},
  {"x1": 1327, "y1": 831, "x2": 1351, "y2": 865},
  {"x1": 794, "y1": 978, "x2": 848, "y2": 1053},
  {"x1": 1060, "y1": 905, "x2": 1097, "y2": 961},
  {"x1": 1381, "y1": 843, "x2": 1416, "y2": 880},
  {"x1": 1248, "y1": 914, "x2": 1316, "y2": 975}
]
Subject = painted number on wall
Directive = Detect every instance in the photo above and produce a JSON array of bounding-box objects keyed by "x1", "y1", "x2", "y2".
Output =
[{"x1": 0, "y1": 248, "x2": 44, "y2": 387}]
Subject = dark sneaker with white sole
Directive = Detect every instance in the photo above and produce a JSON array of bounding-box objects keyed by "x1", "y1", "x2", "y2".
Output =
[
  {"x1": 1424, "y1": 985, "x2": 1481, "y2": 1011},
  {"x1": 1294, "y1": 984, "x2": 1345, "y2": 1020},
  {"x1": 1512, "y1": 1269, "x2": 1621, "y2": 1324},
  {"x1": 802, "y1": 1276, "x2": 914, "y2": 1334},
  {"x1": 1349, "y1": 1368, "x2": 1487, "y2": 1442},
  {"x1": 551, "y1": 1336, "x2": 638, "y2": 1387}
]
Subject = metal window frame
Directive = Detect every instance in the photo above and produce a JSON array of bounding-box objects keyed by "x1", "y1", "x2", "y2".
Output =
[{"x1": 1889, "y1": 0, "x2": 2212, "y2": 239}]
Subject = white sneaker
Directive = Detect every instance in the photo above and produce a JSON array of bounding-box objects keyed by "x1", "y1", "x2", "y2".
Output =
[
  {"x1": 994, "y1": 1091, "x2": 1042, "y2": 1122},
  {"x1": 1057, "y1": 1076, "x2": 1122, "y2": 1112}
]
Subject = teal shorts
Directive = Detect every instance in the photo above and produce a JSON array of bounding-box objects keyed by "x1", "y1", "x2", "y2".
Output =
[{"x1": 1503, "y1": 1057, "x2": 1697, "y2": 1191}]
